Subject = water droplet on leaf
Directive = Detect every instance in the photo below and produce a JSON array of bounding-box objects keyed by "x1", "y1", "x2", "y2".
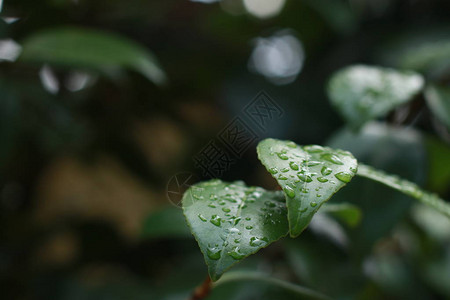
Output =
[
  {"x1": 268, "y1": 168, "x2": 278, "y2": 174},
  {"x1": 321, "y1": 153, "x2": 344, "y2": 165},
  {"x1": 228, "y1": 247, "x2": 245, "y2": 260},
  {"x1": 210, "y1": 215, "x2": 222, "y2": 227},
  {"x1": 321, "y1": 166, "x2": 332, "y2": 176},
  {"x1": 250, "y1": 237, "x2": 269, "y2": 247},
  {"x1": 198, "y1": 214, "x2": 207, "y2": 222},
  {"x1": 317, "y1": 177, "x2": 329, "y2": 183},
  {"x1": 207, "y1": 247, "x2": 222, "y2": 260},
  {"x1": 289, "y1": 161, "x2": 299, "y2": 170},
  {"x1": 283, "y1": 186, "x2": 296, "y2": 198},
  {"x1": 335, "y1": 171, "x2": 352, "y2": 183}
]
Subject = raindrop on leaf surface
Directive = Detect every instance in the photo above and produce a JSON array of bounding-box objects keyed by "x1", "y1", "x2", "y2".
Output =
[{"x1": 335, "y1": 171, "x2": 352, "y2": 183}]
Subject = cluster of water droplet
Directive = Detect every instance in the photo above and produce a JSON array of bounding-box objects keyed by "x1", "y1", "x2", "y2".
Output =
[
  {"x1": 264, "y1": 142, "x2": 357, "y2": 213},
  {"x1": 189, "y1": 180, "x2": 287, "y2": 262}
]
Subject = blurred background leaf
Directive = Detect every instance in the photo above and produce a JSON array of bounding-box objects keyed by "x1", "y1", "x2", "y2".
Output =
[{"x1": 19, "y1": 27, "x2": 167, "y2": 85}]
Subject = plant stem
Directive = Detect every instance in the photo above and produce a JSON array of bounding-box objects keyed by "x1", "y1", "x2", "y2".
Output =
[
  {"x1": 213, "y1": 271, "x2": 332, "y2": 300},
  {"x1": 357, "y1": 163, "x2": 450, "y2": 218},
  {"x1": 189, "y1": 276, "x2": 212, "y2": 300}
]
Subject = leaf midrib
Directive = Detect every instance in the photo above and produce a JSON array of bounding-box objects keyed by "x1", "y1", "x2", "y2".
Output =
[
  {"x1": 213, "y1": 187, "x2": 249, "y2": 274},
  {"x1": 293, "y1": 148, "x2": 311, "y2": 234}
]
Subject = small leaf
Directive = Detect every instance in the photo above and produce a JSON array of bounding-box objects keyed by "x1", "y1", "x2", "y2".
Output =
[
  {"x1": 19, "y1": 27, "x2": 167, "y2": 85},
  {"x1": 182, "y1": 179, "x2": 288, "y2": 281},
  {"x1": 327, "y1": 65, "x2": 424, "y2": 129},
  {"x1": 320, "y1": 203, "x2": 362, "y2": 227},
  {"x1": 357, "y1": 163, "x2": 450, "y2": 218},
  {"x1": 257, "y1": 138, "x2": 358, "y2": 237},
  {"x1": 424, "y1": 84, "x2": 450, "y2": 129}
]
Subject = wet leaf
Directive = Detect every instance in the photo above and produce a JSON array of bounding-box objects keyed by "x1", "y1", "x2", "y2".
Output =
[
  {"x1": 257, "y1": 138, "x2": 357, "y2": 237},
  {"x1": 327, "y1": 65, "x2": 424, "y2": 129},
  {"x1": 19, "y1": 27, "x2": 167, "y2": 85},
  {"x1": 182, "y1": 180, "x2": 288, "y2": 281}
]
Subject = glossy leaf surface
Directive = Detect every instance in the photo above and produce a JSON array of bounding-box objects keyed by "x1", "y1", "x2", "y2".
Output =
[
  {"x1": 257, "y1": 138, "x2": 357, "y2": 237},
  {"x1": 182, "y1": 179, "x2": 288, "y2": 281}
]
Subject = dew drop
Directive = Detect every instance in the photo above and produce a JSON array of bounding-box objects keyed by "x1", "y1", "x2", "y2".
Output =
[
  {"x1": 222, "y1": 207, "x2": 231, "y2": 213},
  {"x1": 250, "y1": 237, "x2": 269, "y2": 247},
  {"x1": 307, "y1": 161, "x2": 321, "y2": 167},
  {"x1": 335, "y1": 171, "x2": 352, "y2": 183},
  {"x1": 297, "y1": 174, "x2": 313, "y2": 183},
  {"x1": 192, "y1": 194, "x2": 204, "y2": 200},
  {"x1": 321, "y1": 166, "x2": 332, "y2": 176},
  {"x1": 210, "y1": 215, "x2": 222, "y2": 227},
  {"x1": 246, "y1": 225, "x2": 253, "y2": 230},
  {"x1": 321, "y1": 153, "x2": 344, "y2": 165},
  {"x1": 317, "y1": 176, "x2": 329, "y2": 183},
  {"x1": 289, "y1": 161, "x2": 299, "y2": 171},
  {"x1": 268, "y1": 167, "x2": 278, "y2": 174},
  {"x1": 277, "y1": 153, "x2": 289, "y2": 160},
  {"x1": 277, "y1": 174, "x2": 288, "y2": 180},
  {"x1": 229, "y1": 227, "x2": 240, "y2": 234},
  {"x1": 283, "y1": 186, "x2": 295, "y2": 198},
  {"x1": 281, "y1": 167, "x2": 290, "y2": 173},
  {"x1": 310, "y1": 202, "x2": 318, "y2": 207},
  {"x1": 198, "y1": 214, "x2": 207, "y2": 222},
  {"x1": 228, "y1": 247, "x2": 245, "y2": 260},
  {"x1": 207, "y1": 247, "x2": 222, "y2": 260}
]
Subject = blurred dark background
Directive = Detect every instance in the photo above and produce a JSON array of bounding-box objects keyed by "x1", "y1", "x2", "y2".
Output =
[{"x1": 1, "y1": 0, "x2": 450, "y2": 299}]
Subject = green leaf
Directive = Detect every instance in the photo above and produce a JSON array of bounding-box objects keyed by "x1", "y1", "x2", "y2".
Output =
[
  {"x1": 320, "y1": 203, "x2": 362, "y2": 227},
  {"x1": 357, "y1": 163, "x2": 450, "y2": 218},
  {"x1": 424, "y1": 84, "x2": 450, "y2": 129},
  {"x1": 256, "y1": 138, "x2": 358, "y2": 237},
  {"x1": 19, "y1": 27, "x2": 167, "y2": 85},
  {"x1": 182, "y1": 179, "x2": 288, "y2": 281},
  {"x1": 327, "y1": 65, "x2": 424, "y2": 129}
]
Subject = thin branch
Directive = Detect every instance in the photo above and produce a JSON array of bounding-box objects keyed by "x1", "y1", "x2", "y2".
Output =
[
  {"x1": 357, "y1": 163, "x2": 450, "y2": 218},
  {"x1": 213, "y1": 271, "x2": 332, "y2": 300},
  {"x1": 189, "y1": 276, "x2": 212, "y2": 300}
]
